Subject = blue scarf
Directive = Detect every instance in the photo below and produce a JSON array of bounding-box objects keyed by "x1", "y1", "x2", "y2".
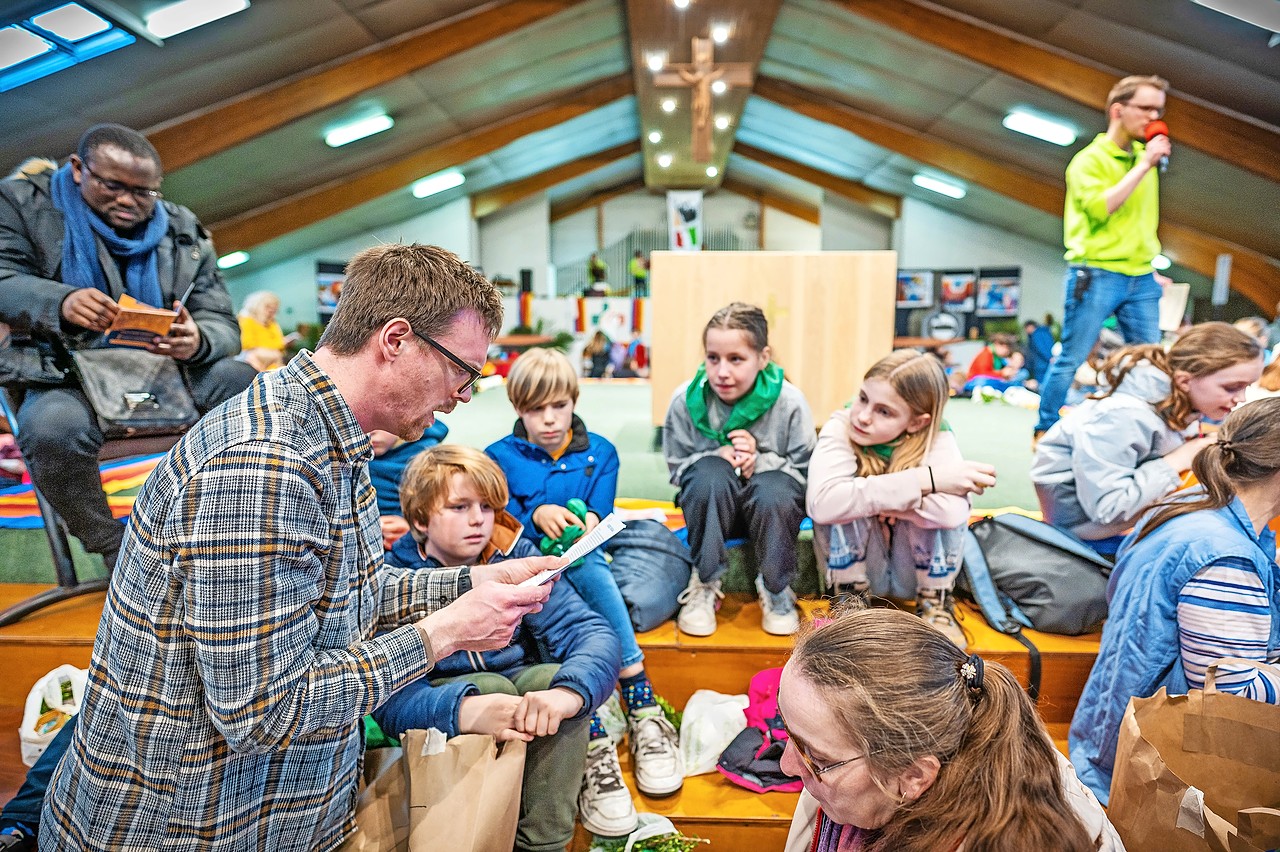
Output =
[{"x1": 50, "y1": 162, "x2": 167, "y2": 308}]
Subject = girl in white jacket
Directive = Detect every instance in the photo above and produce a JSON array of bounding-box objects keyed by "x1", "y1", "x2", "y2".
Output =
[{"x1": 807, "y1": 350, "x2": 995, "y2": 647}]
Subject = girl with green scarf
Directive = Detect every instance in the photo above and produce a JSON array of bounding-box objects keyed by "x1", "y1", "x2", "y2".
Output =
[{"x1": 662, "y1": 303, "x2": 816, "y2": 638}]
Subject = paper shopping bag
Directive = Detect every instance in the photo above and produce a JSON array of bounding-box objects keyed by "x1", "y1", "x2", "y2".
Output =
[
  {"x1": 400, "y1": 728, "x2": 526, "y2": 852},
  {"x1": 343, "y1": 747, "x2": 409, "y2": 852},
  {"x1": 1107, "y1": 659, "x2": 1280, "y2": 852}
]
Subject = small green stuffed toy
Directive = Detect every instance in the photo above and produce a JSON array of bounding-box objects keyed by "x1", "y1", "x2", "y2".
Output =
[{"x1": 538, "y1": 498, "x2": 589, "y2": 567}]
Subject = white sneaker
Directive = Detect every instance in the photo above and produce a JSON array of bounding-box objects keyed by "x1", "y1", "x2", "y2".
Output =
[
  {"x1": 916, "y1": 588, "x2": 968, "y2": 649},
  {"x1": 755, "y1": 575, "x2": 800, "y2": 635},
  {"x1": 578, "y1": 741, "x2": 638, "y2": 837},
  {"x1": 628, "y1": 709, "x2": 684, "y2": 796},
  {"x1": 676, "y1": 575, "x2": 723, "y2": 636}
]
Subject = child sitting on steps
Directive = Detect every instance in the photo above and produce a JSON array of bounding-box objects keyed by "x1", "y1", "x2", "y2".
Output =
[
  {"x1": 372, "y1": 445, "x2": 620, "y2": 852},
  {"x1": 486, "y1": 348, "x2": 684, "y2": 839},
  {"x1": 664, "y1": 302, "x2": 816, "y2": 637},
  {"x1": 807, "y1": 350, "x2": 997, "y2": 647}
]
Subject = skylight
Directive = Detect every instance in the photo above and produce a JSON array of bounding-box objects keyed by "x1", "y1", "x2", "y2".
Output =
[{"x1": 0, "y1": 4, "x2": 134, "y2": 94}]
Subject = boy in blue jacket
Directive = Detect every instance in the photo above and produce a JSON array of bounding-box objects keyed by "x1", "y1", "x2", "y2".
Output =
[
  {"x1": 486, "y1": 348, "x2": 685, "y2": 837},
  {"x1": 373, "y1": 445, "x2": 621, "y2": 852}
]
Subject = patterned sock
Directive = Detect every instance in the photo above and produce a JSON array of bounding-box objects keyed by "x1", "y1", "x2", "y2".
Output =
[
  {"x1": 620, "y1": 671, "x2": 658, "y2": 714},
  {"x1": 589, "y1": 712, "x2": 609, "y2": 742}
]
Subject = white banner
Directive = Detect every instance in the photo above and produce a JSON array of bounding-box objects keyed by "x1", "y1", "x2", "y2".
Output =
[{"x1": 667, "y1": 190, "x2": 703, "y2": 252}]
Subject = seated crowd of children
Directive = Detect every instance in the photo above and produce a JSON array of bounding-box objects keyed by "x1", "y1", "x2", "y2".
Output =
[{"x1": 1, "y1": 301, "x2": 1278, "y2": 851}]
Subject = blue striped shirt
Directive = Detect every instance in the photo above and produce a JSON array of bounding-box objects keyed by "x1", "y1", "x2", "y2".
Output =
[
  {"x1": 1177, "y1": 555, "x2": 1280, "y2": 703},
  {"x1": 42, "y1": 352, "x2": 470, "y2": 851}
]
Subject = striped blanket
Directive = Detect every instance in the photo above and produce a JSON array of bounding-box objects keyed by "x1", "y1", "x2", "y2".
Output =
[{"x1": 0, "y1": 454, "x2": 164, "y2": 529}]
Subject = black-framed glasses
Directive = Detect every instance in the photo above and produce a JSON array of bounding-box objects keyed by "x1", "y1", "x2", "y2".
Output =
[
  {"x1": 411, "y1": 329, "x2": 483, "y2": 395},
  {"x1": 80, "y1": 160, "x2": 163, "y2": 201},
  {"x1": 777, "y1": 700, "x2": 876, "y2": 778}
]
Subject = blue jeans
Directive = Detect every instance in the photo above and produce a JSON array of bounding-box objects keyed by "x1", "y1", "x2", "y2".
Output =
[
  {"x1": 564, "y1": 549, "x2": 644, "y2": 669},
  {"x1": 963, "y1": 368, "x2": 1030, "y2": 395},
  {"x1": 1035, "y1": 267, "x2": 1162, "y2": 432},
  {"x1": 0, "y1": 713, "x2": 76, "y2": 833}
]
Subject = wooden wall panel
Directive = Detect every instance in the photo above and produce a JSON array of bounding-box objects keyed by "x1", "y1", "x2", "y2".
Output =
[{"x1": 649, "y1": 250, "x2": 897, "y2": 427}]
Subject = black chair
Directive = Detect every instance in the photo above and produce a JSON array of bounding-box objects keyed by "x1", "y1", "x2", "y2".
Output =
[{"x1": 0, "y1": 388, "x2": 181, "y2": 627}]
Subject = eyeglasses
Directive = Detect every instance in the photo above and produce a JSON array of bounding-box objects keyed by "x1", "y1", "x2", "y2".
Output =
[
  {"x1": 777, "y1": 701, "x2": 877, "y2": 778},
  {"x1": 1122, "y1": 101, "x2": 1165, "y2": 119},
  {"x1": 411, "y1": 329, "x2": 483, "y2": 395},
  {"x1": 81, "y1": 161, "x2": 163, "y2": 201}
]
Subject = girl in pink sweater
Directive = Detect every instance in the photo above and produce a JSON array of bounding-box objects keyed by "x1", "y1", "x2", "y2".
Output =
[{"x1": 806, "y1": 350, "x2": 996, "y2": 647}]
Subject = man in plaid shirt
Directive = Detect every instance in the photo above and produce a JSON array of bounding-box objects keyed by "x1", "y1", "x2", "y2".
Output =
[{"x1": 39, "y1": 244, "x2": 560, "y2": 851}]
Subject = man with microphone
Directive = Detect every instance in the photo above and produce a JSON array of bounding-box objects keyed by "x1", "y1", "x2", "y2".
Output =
[{"x1": 1034, "y1": 75, "x2": 1172, "y2": 442}]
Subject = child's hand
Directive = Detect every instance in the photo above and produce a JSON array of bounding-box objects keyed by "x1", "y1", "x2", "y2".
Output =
[
  {"x1": 926, "y1": 460, "x2": 997, "y2": 497},
  {"x1": 727, "y1": 429, "x2": 757, "y2": 457},
  {"x1": 380, "y1": 514, "x2": 410, "y2": 550},
  {"x1": 515, "y1": 687, "x2": 583, "y2": 737},
  {"x1": 583, "y1": 512, "x2": 600, "y2": 533},
  {"x1": 533, "y1": 504, "x2": 582, "y2": 538},
  {"x1": 458, "y1": 693, "x2": 533, "y2": 742}
]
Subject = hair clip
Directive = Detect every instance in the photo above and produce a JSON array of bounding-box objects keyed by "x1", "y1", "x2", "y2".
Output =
[{"x1": 960, "y1": 654, "x2": 985, "y2": 694}]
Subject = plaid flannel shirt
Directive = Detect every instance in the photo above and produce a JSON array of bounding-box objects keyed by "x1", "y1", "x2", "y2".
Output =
[{"x1": 43, "y1": 352, "x2": 470, "y2": 851}]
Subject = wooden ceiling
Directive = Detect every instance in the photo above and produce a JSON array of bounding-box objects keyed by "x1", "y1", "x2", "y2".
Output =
[{"x1": 1, "y1": 0, "x2": 1277, "y2": 304}]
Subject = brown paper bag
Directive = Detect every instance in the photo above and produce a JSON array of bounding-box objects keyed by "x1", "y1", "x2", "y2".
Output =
[
  {"x1": 342, "y1": 746, "x2": 410, "y2": 852},
  {"x1": 400, "y1": 728, "x2": 526, "y2": 852},
  {"x1": 1108, "y1": 659, "x2": 1280, "y2": 852}
]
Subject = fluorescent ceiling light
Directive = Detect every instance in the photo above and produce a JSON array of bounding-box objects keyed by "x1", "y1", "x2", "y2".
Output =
[
  {"x1": 711, "y1": 24, "x2": 730, "y2": 43},
  {"x1": 657, "y1": 154, "x2": 673, "y2": 168},
  {"x1": 648, "y1": 130, "x2": 662, "y2": 143},
  {"x1": 646, "y1": 52, "x2": 665, "y2": 72},
  {"x1": 324, "y1": 113, "x2": 394, "y2": 148},
  {"x1": 714, "y1": 115, "x2": 730, "y2": 130},
  {"x1": 912, "y1": 173, "x2": 966, "y2": 199},
  {"x1": 710, "y1": 80, "x2": 727, "y2": 94},
  {"x1": 32, "y1": 4, "x2": 110, "y2": 42},
  {"x1": 1190, "y1": 0, "x2": 1280, "y2": 32},
  {"x1": 1152, "y1": 254, "x2": 1172, "y2": 270},
  {"x1": 673, "y1": 0, "x2": 689, "y2": 8},
  {"x1": 706, "y1": 166, "x2": 718, "y2": 177},
  {"x1": 412, "y1": 170, "x2": 465, "y2": 198},
  {"x1": 1002, "y1": 110, "x2": 1077, "y2": 146},
  {"x1": 146, "y1": 0, "x2": 249, "y2": 39},
  {"x1": 0, "y1": 27, "x2": 53, "y2": 71},
  {"x1": 661, "y1": 98, "x2": 676, "y2": 113},
  {"x1": 216, "y1": 251, "x2": 249, "y2": 269}
]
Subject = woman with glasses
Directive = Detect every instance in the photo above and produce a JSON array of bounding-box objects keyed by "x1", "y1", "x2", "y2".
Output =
[{"x1": 780, "y1": 608, "x2": 1122, "y2": 852}]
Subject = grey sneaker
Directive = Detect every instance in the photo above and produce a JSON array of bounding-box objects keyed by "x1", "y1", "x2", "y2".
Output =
[
  {"x1": 916, "y1": 588, "x2": 968, "y2": 648},
  {"x1": 676, "y1": 574, "x2": 723, "y2": 636},
  {"x1": 578, "y1": 741, "x2": 638, "y2": 837},
  {"x1": 628, "y1": 709, "x2": 684, "y2": 796},
  {"x1": 755, "y1": 575, "x2": 800, "y2": 635}
]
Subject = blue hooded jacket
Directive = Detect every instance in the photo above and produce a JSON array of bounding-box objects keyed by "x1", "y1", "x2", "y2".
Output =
[
  {"x1": 485, "y1": 414, "x2": 619, "y2": 543},
  {"x1": 367, "y1": 421, "x2": 448, "y2": 516},
  {"x1": 1068, "y1": 497, "x2": 1278, "y2": 803},
  {"x1": 372, "y1": 515, "x2": 621, "y2": 739}
]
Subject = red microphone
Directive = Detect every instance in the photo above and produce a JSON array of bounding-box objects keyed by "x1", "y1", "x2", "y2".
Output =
[{"x1": 1144, "y1": 120, "x2": 1170, "y2": 174}]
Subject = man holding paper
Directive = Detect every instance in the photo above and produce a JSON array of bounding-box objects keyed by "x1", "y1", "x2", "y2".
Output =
[{"x1": 0, "y1": 123, "x2": 255, "y2": 569}]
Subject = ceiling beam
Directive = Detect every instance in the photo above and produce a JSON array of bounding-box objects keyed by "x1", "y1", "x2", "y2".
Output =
[
  {"x1": 470, "y1": 141, "x2": 641, "y2": 219},
  {"x1": 550, "y1": 178, "x2": 648, "y2": 222},
  {"x1": 209, "y1": 76, "x2": 633, "y2": 253},
  {"x1": 832, "y1": 0, "x2": 1280, "y2": 185},
  {"x1": 146, "y1": 0, "x2": 588, "y2": 172},
  {"x1": 719, "y1": 177, "x2": 820, "y2": 224},
  {"x1": 733, "y1": 142, "x2": 900, "y2": 219},
  {"x1": 756, "y1": 77, "x2": 1280, "y2": 310}
]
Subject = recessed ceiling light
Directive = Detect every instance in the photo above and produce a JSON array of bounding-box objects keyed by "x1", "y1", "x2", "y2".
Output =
[
  {"x1": 657, "y1": 154, "x2": 673, "y2": 168},
  {"x1": 714, "y1": 115, "x2": 730, "y2": 130},
  {"x1": 0, "y1": 26, "x2": 53, "y2": 71},
  {"x1": 673, "y1": 0, "x2": 689, "y2": 8},
  {"x1": 324, "y1": 113, "x2": 394, "y2": 148},
  {"x1": 1152, "y1": 254, "x2": 1172, "y2": 270},
  {"x1": 1002, "y1": 110, "x2": 1078, "y2": 146},
  {"x1": 646, "y1": 52, "x2": 665, "y2": 72},
  {"x1": 711, "y1": 24, "x2": 730, "y2": 43},
  {"x1": 911, "y1": 173, "x2": 966, "y2": 199},
  {"x1": 146, "y1": 0, "x2": 249, "y2": 39},
  {"x1": 32, "y1": 4, "x2": 110, "y2": 42},
  {"x1": 412, "y1": 169, "x2": 465, "y2": 198},
  {"x1": 710, "y1": 80, "x2": 727, "y2": 95},
  {"x1": 648, "y1": 131, "x2": 662, "y2": 143},
  {"x1": 706, "y1": 166, "x2": 718, "y2": 177},
  {"x1": 661, "y1": 98, "x2": 676, "y2": 113},
  {"x1": 216, "y1": 251, "x2": 249, "y2": 270}
]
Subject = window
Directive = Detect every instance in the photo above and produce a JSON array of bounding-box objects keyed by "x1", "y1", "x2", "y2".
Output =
[{"x1": 1, "y1": 4, "x2": 134, "y2": 94}]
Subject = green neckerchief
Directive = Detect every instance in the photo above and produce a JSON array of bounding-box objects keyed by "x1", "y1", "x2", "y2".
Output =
[
  {"x1": 990, "y1": 345, "x2": 1006, "y2": 372},
  {"x1": 865, "y1": 419, "x2": 952, "y2": 461},
  {"x1": 686, "y1": 361, "x2": 785, "y2": 445}
]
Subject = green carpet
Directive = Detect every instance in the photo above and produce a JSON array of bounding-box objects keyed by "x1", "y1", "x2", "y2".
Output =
[{"x1": 0, "y1": 382, "x2": 1038, "y2": 584}]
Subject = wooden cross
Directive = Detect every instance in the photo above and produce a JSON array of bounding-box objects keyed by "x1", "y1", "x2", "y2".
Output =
[{"x1": 653, "y1": 37, "x2": 753, "y2": 162}]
